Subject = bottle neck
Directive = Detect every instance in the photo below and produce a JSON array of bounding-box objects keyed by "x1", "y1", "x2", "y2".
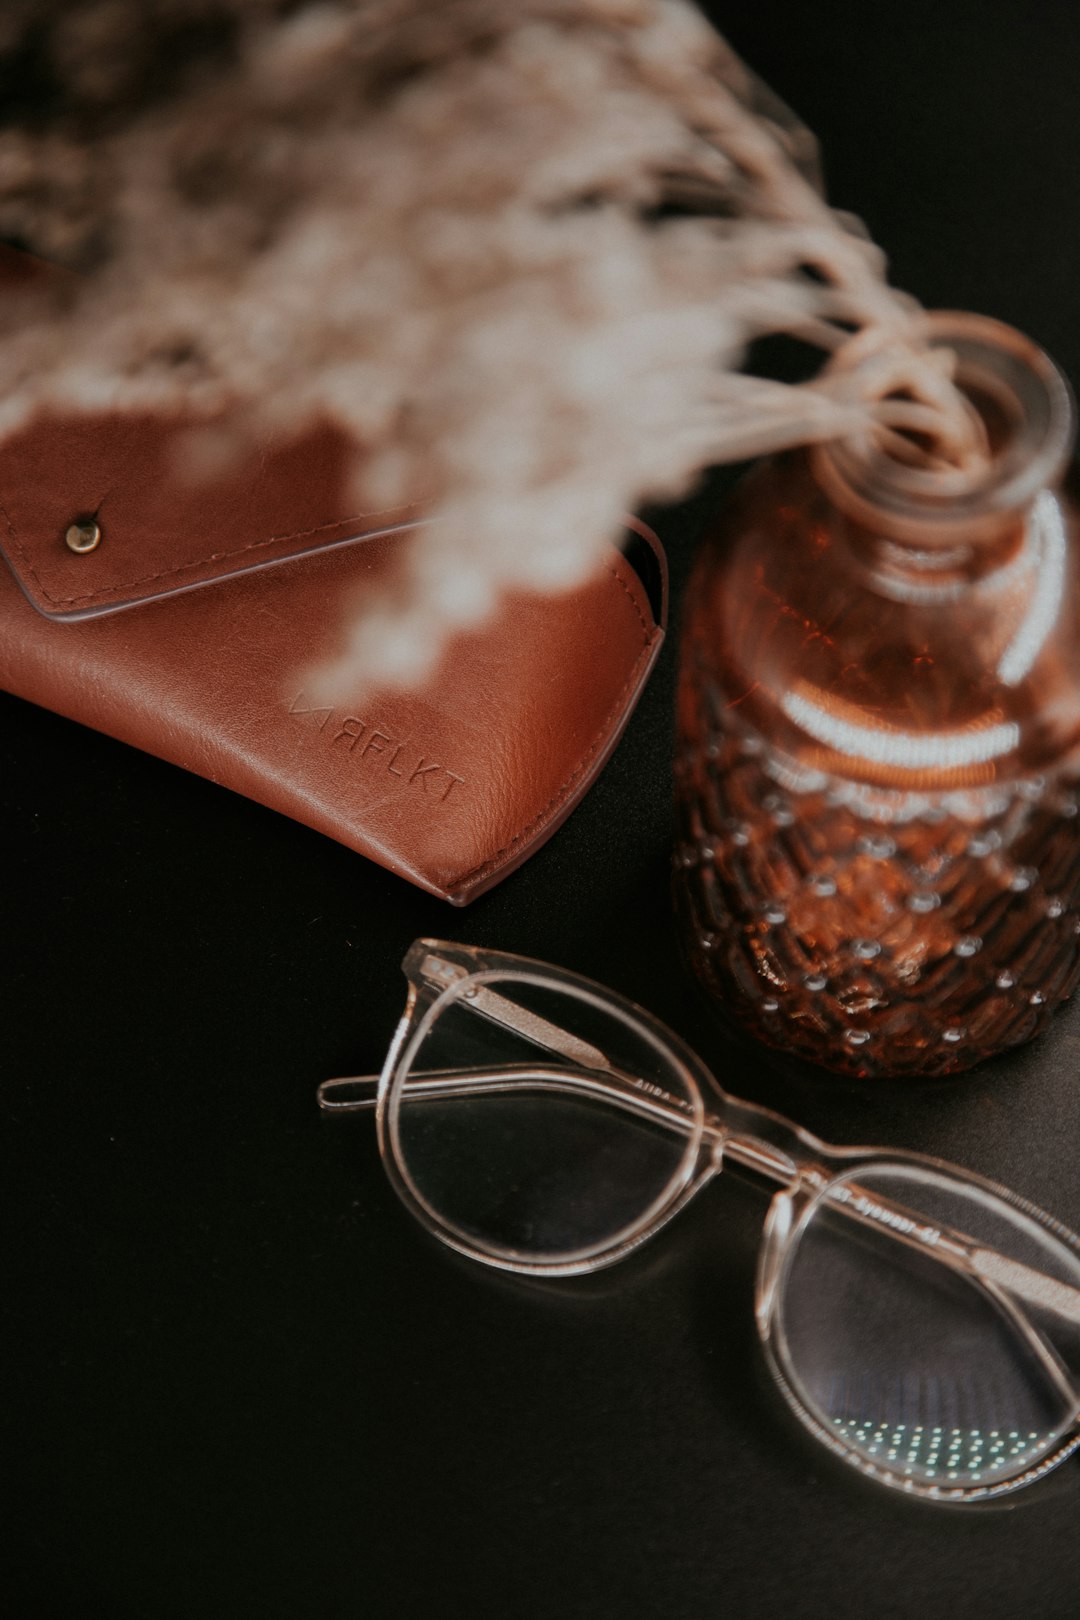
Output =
[{"x1": 810, "y1": 312, "x2": 1074, "y2": 586}]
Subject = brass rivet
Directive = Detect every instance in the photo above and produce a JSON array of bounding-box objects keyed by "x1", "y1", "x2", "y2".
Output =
[{"x1": 65, "y1": 519, "x2": 102, "y2": 554}]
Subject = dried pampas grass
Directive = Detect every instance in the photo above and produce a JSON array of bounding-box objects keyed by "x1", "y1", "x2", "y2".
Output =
[{"x1": 0, "y1": 1, "x2": 972, "y2": 688}]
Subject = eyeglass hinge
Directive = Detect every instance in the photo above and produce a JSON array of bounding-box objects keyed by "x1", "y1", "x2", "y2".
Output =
[{"x1": 420, "y1": 953, "x2": 470, "y2": 989}]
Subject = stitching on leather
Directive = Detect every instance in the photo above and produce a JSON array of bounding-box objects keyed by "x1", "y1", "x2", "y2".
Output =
[
  {"x1": 445, "y1": 557, "x2": 655, "y2": 893},
  {"x1": 0, "y1": 499, "x2": 420, "y2": 610}
]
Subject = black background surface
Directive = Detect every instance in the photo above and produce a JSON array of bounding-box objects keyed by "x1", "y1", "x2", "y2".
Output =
[{"x1": 6, "y1": 3, "x2": 1080, "y2": 1616}]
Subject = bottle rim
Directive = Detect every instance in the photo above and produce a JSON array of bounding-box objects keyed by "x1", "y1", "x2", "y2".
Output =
[{"x1": 812, "y1": 312, "x2": 1075, "y2": 543}]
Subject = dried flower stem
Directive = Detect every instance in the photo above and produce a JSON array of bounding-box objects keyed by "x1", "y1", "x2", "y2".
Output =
[{"x1": 0, "y1": 0, "x2": 979, "y2": 689}]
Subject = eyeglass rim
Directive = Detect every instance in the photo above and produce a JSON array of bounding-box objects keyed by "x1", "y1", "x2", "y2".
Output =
[
  {"x1": 759, "y1": 1155, "x2": 1080, "y2": 1503},
  {"x1": 376, "y1": 950, "x2": 714, "y2": 1275}
]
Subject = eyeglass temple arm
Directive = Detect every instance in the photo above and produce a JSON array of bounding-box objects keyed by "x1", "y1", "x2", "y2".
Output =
[
  {"x1": 317, "y1": 967, "x2": 618, "y2": 1113},
  {"x1": 967, "y1": 1266, "x2": 1079, "y2": 1413},
  {"x1": 814, "y1": 1178, "x2": 1080, "y2": 1408},
  {"x1": 317, "y1": 1068, "x2": 797, "y2": 1165},
  {"x1": 317, "y1": 1064, "x2": 1080, "y2": 1365},
  {"x1": 317, "y1": 1072, "x2": 820, "y2": 1219},
  {"x1": 317, "y1": 1074, "x2": 382, "y2": 1112},
  {"x1": 317, "y1": 1064, "x2": 700, "y2": 1135}
]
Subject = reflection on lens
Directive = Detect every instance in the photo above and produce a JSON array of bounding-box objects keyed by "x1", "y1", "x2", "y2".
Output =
[
  {"x1": 775, "y1": 1164, "x2": 1080, "y2": 1495},
  {"x1": 389, "y1": 971, "x2": 702, "y2": 1267},
  {"x1": 829, "y1": 1412, "x2": 1049, "y2": 1480}
]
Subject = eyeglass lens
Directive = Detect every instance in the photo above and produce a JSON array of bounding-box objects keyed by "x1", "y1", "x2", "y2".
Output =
[
  {"x1": 776, "y1": 1164, "x2": 1080, "y2": 1491},
  {"x1": 388, "y1": 973, "x2": 700, "y2": 1265}
]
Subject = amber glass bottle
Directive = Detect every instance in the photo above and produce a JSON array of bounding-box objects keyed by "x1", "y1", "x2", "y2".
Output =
[{"x1": 675, "y1": 314, "x2": 1080, "y2": 1077}]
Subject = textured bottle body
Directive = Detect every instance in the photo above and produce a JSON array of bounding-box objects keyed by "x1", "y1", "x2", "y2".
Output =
[{"x1": 675, "y1": 452, "x2": 1080, "y2": 1077}]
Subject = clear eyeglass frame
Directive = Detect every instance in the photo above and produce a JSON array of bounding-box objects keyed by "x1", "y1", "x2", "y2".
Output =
[{"x1": 319, "y1": 939, "x2": 1080, "y2": 1505}]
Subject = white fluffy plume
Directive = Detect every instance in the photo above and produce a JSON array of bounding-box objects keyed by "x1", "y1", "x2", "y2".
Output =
[{"x1": 0, "y1": 1, "x2": 972, "y2": 688}]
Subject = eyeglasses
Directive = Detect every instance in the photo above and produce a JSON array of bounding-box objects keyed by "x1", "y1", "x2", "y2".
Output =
[{"x1": 319, "y1": 939, "x2": 1080, "y2": 1504}]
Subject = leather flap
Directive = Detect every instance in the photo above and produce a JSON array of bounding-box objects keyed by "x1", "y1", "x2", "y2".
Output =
[
  {"x1": 0, "y1": 407, "x2": 421, "y2": 620},
  {"x1": 0, "y1": 241, "x2": 421, "y2": 620}
]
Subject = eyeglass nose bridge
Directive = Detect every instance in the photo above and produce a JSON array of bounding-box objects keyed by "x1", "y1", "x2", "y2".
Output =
[{"x1": 754, "y1": 1179, "x2": 820, "y2": 1338}]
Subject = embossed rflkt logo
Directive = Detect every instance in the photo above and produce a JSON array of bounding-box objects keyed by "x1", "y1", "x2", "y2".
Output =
[{"x1": 289, "y1": 693, "x2": 465, "y2": 804}]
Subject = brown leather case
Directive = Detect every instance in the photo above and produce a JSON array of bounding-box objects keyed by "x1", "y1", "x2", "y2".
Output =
[
  {"x1": 0, "y1": 250, "x2": 665, "y2": 902},
  {"x1": 0, "y1": 511, "x2": 663, "y2": 902}
]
